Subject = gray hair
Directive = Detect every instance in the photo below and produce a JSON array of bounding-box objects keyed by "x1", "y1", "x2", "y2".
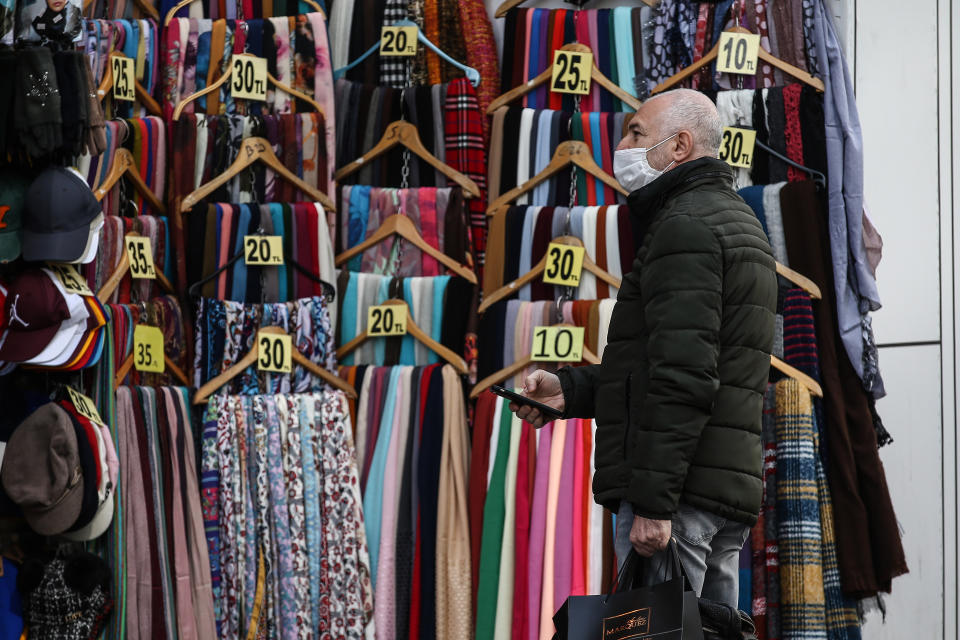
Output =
[{"x1": 646, "y1": 88, "x2": 723, "y2": 155}]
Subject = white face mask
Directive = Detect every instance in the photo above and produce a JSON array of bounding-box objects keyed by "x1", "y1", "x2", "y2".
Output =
[{"x1": 613, "y1": 133, "x2": 678, "y2": 192}]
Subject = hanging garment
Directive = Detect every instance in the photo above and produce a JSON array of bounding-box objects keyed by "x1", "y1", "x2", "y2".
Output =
[
  {"x1": 84, "y1": 214, "x2": 172, "y2": 303},
  {"x1": 108, "y1": 295, "x2": 189, "y2": 387}
]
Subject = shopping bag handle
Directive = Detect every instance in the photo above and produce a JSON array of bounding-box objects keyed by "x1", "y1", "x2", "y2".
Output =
[{"x1": 608, "y1": 538, "x2": 690, "y2": 600}]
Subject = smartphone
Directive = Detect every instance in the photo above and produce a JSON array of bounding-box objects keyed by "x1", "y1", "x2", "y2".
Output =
[{"x1": 490, "y1": 384, "x2": 564, "y2": 421}]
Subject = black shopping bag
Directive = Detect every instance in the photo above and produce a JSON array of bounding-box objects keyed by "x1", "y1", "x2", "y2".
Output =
[{"x1": 552, "y1": 540, "x2": 703, "y2": 640}]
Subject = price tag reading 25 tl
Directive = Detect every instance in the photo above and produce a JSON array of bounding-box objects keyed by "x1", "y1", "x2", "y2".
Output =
[
  {"x1": 133, "y1": 325, "x2": 165, "y2": 373},
  {"x1": 542, "y1": 243, "x2": 586, "y2": 286},
  {"x1": 111, "y1": 55, "x2": 136, "y2": 102},
  {"x1": 718, "y1": 127, "x2": 757, "y2": 169},
  {"x1": 380, "y1": 25, "x2": 418, "y2": 56},
  {"x1": 551, "y1": 50, "x2": 593, "y2": 95},
  {"x1": 367, "y1": 304, "x2": 408, "y2": 337},
  {"x1": 47, "y1": 263, "x2": 93, "y2": 296},
  {"x1": 126, "y1": 237, "x2": 156, "y2": 279},
  {"x1": 243, "y1": 236, "x2": 284, "y2": 265},
  {"x1": 257, "y1": 332, "x2": 292, "y2": 373},
  {"x1": 531, "y1": 326, "x2": 585, "y2": 362},
  {"x1": 231, "y1": 56, "x2": 268, "y2": 101}
]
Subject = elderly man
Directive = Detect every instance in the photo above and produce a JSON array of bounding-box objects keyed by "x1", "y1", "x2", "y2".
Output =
[{"x1": 509, "y1": 88, "x2": 777, "y2": 606}]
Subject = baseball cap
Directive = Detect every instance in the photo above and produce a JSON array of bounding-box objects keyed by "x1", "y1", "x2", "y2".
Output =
[
  {"x1": 0, "y1": 170, "x2": 30, "y2": 263},
  {"x1": 24, "y1": 269, "x2": 91, "y2": 366},
  {"x1": 0, "y1": 269, "x2": 69, "y2": 362},
  {"x1": 61, "y1": 406, "x2": 99, "y2": 535},
  {"x1": 21, "y1": 167, "x2": 102, "y2": 263},
  {"x1": 0, "y1": 404, "x2": 84, "y2": 535},
  {"x1": 59, "y1": 399, "x2": 114, "y2": 541}
]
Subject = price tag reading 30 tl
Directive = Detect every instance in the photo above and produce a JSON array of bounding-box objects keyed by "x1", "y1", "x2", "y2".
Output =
[
  {"x1": 542, "y1": 243, "x2": 586, "y2": 286},
  {"x1": 550, "y1": 50, "x2": 593, "y2": 95},
  {"x1": 243, "y1": 236, "x2": 284, "y2": 265},
  {"x1": 231, "y1": 56, "x2": 268, "y2": 101},
  {"x1": 47, "y1": 263, "x2": 93, "y2": 296},
  {"x1": 715, "y1": 32, "x2": 761, "y2": 75},
  {"x1": 126, "y1": 237, "x2": 156, "y2": 279},
  {"x1": 111, "y1": 55, "x2": 136, "y2": 102},
  {"x1": 531, "y1": 326, "x2": 585, "y2": 362},
  {"x1": 257, "y1": 332, "x2": 292, "y2": 373},
  {"x1": 367, "y1": 304, "x2": 408, "y2": 337},
  {"x1": 718, "y1": 127, "x2": 757, "y2": 169},
  {"x1": 133, "y1": 325, "x2": 165, "y2": 373},
  {"x1": 67, "y1": 387, "x2": 104, "y2": 425},
  {"x1": 380, "y1": 25, "x2": 418, "y2": 56}
]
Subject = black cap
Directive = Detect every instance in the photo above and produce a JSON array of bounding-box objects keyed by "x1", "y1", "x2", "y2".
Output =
[{"x1": 22, "y1": 167, "x2": 101, "y2": 263}]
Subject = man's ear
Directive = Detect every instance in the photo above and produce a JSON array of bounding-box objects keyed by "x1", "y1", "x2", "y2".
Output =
[{"x1": 672, "y1": 130, "x2": 696, "y2": 162}]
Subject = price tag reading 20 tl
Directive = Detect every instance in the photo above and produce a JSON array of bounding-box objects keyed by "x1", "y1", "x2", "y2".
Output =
[
  {"x1": 111, "y1": 55, "x2": 136, "y2": 102},
  {"x1": 542, "y1": 243, "x2": 586, "y2": 286},
  {"x1": 367, "y1": 304, "x2": 408, "y2": 337},
  {"x1": 551, "y1": 50, "x2": 593, "y2": 95},
  {"x1": 718, "y1": 127, "x2": 757, "y2": 169},
  {"x1": 243, "y1": 235, "x2": 284, "y2": 265},
  {"x1": 531, "y1": 326, "x2": 585, "y2": 362},
  {"x1": 257, "y1": 332, "x2": 292, "y2": 373},
  {"x1": 380, "y1": 25, "x2": 418, "y2": 56},
  {"x1": 231, "y1": 56, "x2": 268, "y2": 101},
  {"x1": 133, "y1": 325, "x2": 165, "y2": 373},
  {"x1": 715, "y1": 32, "x2": 761, "y2": 75},
  {"x1": 126, "y1": 237, "x2": 156, "y2": 279}
]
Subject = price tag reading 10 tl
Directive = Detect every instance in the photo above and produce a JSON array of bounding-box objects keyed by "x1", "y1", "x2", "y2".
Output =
[
  {"x1": 126, "y1": 237, "x2": 156, "y2": 279},
  {"x1": 367, "y1": 304, "x2": 408, "y2": 337},
  {"x1": 550, "y1": 50, "x2": 593, "y2": 95},
  {"x1": 380, "y1": 25, "x2": 418, "y2": 56},
  {"x1": 715, "y1": 32, "x2": 761, "y2": 75},
  {"x1": 111, "y1": 55, "x2": 136, "y2": 102},
  {"x1": 718, "y1": 127, "x2": 757, "y2": 169},
  {"x1": 542, "y1": 243, "x2": 586, "y2": 286},
  {"x1": 133, "y1": 325, "x2": 165, "y2": 373},
  {"x1": 531, "y1": 326, "x2": 585, "y2": 362},
  {"x1": 243, "y1": 235, "x2": 284, "y2": 265},
  {"x1": 257, "y1": 332, "x2": 292, "y2": 373},
  {"x1": 231, "y1": 56, "x2": 268, "y2": 101}
]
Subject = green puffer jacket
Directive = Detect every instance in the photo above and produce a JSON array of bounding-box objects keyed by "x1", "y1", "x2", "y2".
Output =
[{"x1": 558, "y1": 157, "x2": 777, "y2": 525}]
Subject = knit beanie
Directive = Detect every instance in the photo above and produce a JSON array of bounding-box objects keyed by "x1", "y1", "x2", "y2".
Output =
[{"x1": 14, "y1": 46, "x2": 62, "y2": 159}]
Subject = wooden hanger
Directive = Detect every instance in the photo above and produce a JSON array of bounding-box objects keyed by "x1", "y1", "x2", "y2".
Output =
[
  {"x1": 334, "y1": 214, "x2": 478, "y2": 284},
  {"x1": 93, "y1": 148, "x2": 166, "y2": 214},
  {"x1": 776, "y1": 262, "x2": 821, "y2": 300},
  {"x1": 164, "y1": 0, "x2": 324, "y2": 25},
  {"x1": 771, "y1": 355, "x2": 823, "y2": 397},
  {"x1": 486, "y1": 43, "x2": 642, "y2": 114},
  {"x1": 335, "y1": 299, "x2": 469, "y2": 374},
  {"x1": 96, "y1": 52, "x2": 162, "y2": 117},
  {"x1": 486, "y1": 141, "x2": 626, "y2": 215},
  {"x1": 493, "y1": 0, "x2": 657, "y2": 19},
  {"x1": 179, "y1": 137, "x2": 335, "y2": 212},
  {"x1": 194, "y1": 326, "x2": 357, "y2": 404},
  {"x1": 651, "y1": 26, "x2": 825, "y2": 95},
  {"x1": 97, "y1": 233, "x2": 176, "y2": 304},
  {"x1": 470, "y1": 323, "x2": 600, "y2": 399},
  {"x1": 334, "y1": 120, "x2": 481, "y2": 198},
  {"x1": 172, "y1": 53, "x2": 324, "y2": 122},
  {"x1": 114, "y1": 343, "x2": 190, "y2": 389},
  {"x1": 479, "y1": 236, "x2": 620, "y2": 313}
]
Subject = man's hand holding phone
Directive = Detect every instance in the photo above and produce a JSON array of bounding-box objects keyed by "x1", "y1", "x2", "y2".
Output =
[{"x1": 503, "y1": 370, "x2": 566, "y2": 428}]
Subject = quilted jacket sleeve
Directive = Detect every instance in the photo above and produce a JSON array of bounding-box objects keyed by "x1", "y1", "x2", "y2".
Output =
[
  {"x1": 627, "y1": 213, "x2": 723, "y2": 520},
  {"x1": 556, "y1": 364, "x2": 600, "y2": 419}
]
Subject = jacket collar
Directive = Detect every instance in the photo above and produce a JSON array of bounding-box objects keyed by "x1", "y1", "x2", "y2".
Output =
[{"x1": 626, "y1": 156, "x2": 735, "y2": 223}]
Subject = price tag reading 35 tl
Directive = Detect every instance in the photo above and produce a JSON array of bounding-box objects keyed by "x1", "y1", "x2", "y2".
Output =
[
  {"x1": 257, "y1": 332, "x2": 292, "y2": 373},
  {"x1": 126, "y1": 237, "x2": 156, "y2": 279},
  {"x1": 367, "y1": 304, "x2": 408, "y2": 337},
  {"x1": 67, "y1": 388, "x2": 104, "y2": 425},
  {"x1": 380, "y1": 25, "x2": 418, "y2": 56},
  {"x1": 542, "y1": 243, "x2": 586, "y2": 286},
  {"x1": 231, "y1": 56, "x2": 268, "y2": 101},
  {"x1": 47, "y1": 263, "x2": 93, "y2": 296},
  {"x1": 243, "y1": 236, "x2": 284, "y2": 265},
  {"x1": 531, "y1": 326, "x2": 585, "y2": 362},
  {"x1": 715, "y1": 32, "x2": 761, "y2": 75},
  {"x1": 133, "y1": 325, "x2": 165, "y2": 373},
  {"x1": 718, "y1": 127, "x2": 757, "y2": 169},
  {"x1": 111, "y1": 55, "x2": 136, "y2": 102},
  {"x1": 550, "y1": 50, "x2": 593, "y2": 95}
]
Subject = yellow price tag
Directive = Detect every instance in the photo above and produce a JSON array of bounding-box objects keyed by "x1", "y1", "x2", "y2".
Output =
[
  {"x1": 530, "y1": 326, "x2": 585, "y2": 362},
  {"x1": 46, "y1": 263, "x2": 93, "y2": 296},
  {"x1": 367, "y1": 304, "x2": 408, "y2": 337},
  {"x1": 718, "y1": 127, "x2": 758, "y2": 169},
  {"x1": 257, "y1": 332, "x2": 292, "y2": 373},
  {"x1": 231, "y1": 56, "x2": 268, "y2": 101},
  {"x1": 66, "y1": 387, "x2": 104, "y2": 425},
  {"x1": 716, "y1": 32, "x2": 761, "y2": 75},
  {"x1": 380, "y1": 25, "x2": 418, "y2": 56},
  {"x1": 550, "y1": 50, "x2": 593, "y2": 95},
  {"x1": 125, "y1": 237, "x2": 156, "y2": 279},
  {"x1": 133, "y1": 325, "x2": 165, "y2": 373},
  {"x1": 111, "y1": 55, "x2": 136, "y2": 102},
  {"x1": 243, "y1": 235, "x2": 284, "y2": 265},
  {"x1": 542, "y1": 243, "x2": 586, "y2": 286}
]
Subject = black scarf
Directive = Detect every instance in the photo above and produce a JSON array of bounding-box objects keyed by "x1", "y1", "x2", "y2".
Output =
[{"x1": 14, "y1": 47, "x2": 62, "y2": 159}]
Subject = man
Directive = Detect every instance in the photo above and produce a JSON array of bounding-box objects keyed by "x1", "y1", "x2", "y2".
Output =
[{"x1": 509, "y1": 88, "x2": 777, "y2": 607}]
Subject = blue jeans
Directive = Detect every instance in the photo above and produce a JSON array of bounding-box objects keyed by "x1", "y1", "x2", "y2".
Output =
[{"x1": 615, "y1": 501, "x2": 751, "y2": 608}]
